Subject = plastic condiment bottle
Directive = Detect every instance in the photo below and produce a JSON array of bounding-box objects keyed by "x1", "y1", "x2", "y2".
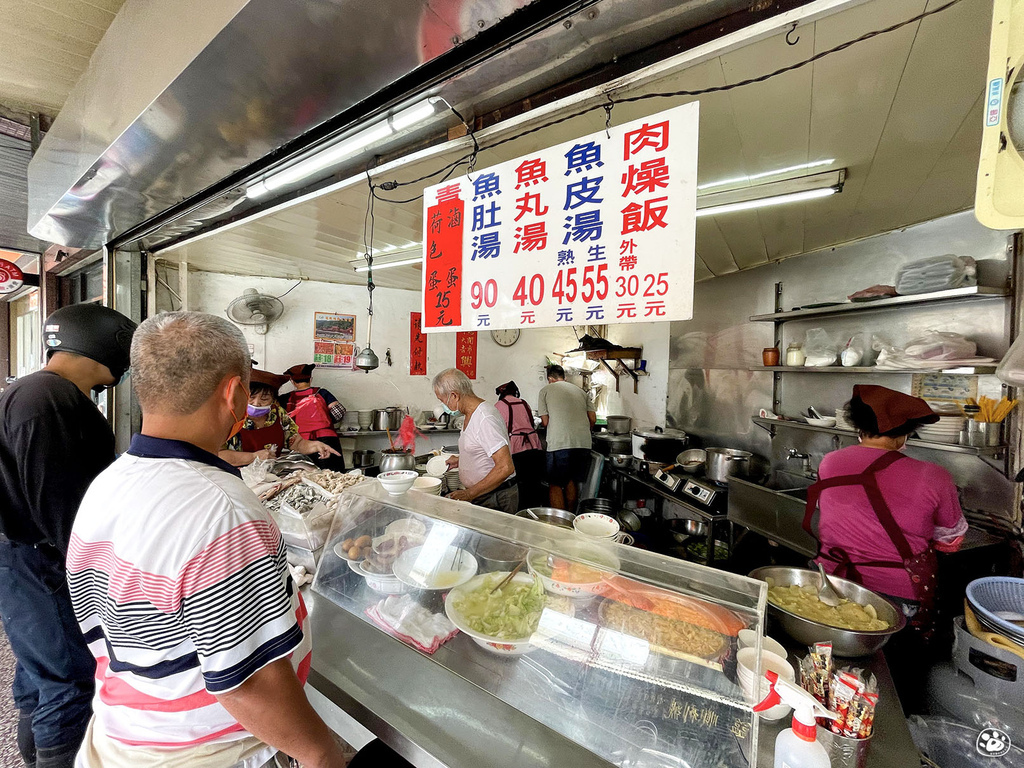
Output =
[{"x1": 755, "y1": 671, "x2": 839, "y2": 768}]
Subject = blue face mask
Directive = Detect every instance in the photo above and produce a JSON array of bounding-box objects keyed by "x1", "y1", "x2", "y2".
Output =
[{"x1": 441, "y1": 395, "x2": 459, "y2": 416}]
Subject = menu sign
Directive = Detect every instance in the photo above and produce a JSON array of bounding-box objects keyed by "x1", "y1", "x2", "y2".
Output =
[{"x1": 421, "y1": 102, "x2": 698, "y2": 332}]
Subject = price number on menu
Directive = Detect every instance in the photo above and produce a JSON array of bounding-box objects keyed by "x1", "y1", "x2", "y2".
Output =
[{"x1": 511, "y1": 265, "x2": 670, "y2": 306}]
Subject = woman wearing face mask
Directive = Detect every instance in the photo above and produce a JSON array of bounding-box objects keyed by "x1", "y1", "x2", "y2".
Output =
[
  {"x1": 219, "y1": 369, "x2": 341, "y2": 467},
  {"x1": 803, "y1": 385, "x2": 967, "y2": 709}
]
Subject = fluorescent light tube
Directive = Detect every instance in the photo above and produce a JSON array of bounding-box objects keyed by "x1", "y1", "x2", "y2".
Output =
[
  {"x1": 246, "y1": 98, "x2": 439, "y2": 201},
  {"x1": 698, "y1": 159, "x2": 835, "y2": 192},
  {"x1": 696, "y1": 187, "x2": 837, "y2": 217},
  {"x1": 391, "y1": 100, "x2": 437, "y2": 131},
  {"x1": 354, "y1": 256, "x2": 423, "y2": 273}
]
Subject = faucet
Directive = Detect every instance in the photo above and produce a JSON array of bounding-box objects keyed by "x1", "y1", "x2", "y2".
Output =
[{"x1": 786, "y1": 449, "x2": 817, "y2": 479}]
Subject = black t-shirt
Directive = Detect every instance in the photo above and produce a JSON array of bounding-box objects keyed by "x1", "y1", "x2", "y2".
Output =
[{"x1": 0, "y1": 370, "x2": 115, "y2": 553}]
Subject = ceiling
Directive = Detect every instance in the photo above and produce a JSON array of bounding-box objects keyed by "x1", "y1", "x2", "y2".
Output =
[
  {"x1": 0, "y1": 0, "x2": 126, "y2": 119},
  {"x1": 173, "y1": 0, "x2": 993, "y2": 289}
]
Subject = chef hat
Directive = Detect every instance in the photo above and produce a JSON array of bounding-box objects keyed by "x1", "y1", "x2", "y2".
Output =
[
  {"x1": 284, "y1": 363, "x2": 316, "y2": 382},
  {"x1": 250, "y1": 368, "x2": 289, "y2": 392},
  {"x1": 851, "y1": 385, "x2": 939, "y2": 435}
]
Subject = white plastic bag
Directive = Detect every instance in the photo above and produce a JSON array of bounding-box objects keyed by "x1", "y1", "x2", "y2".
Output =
[
  {"x1": 802, "y1": 328, "x2": 838, "y2": 367},
  {"x1": 904, "y1": 331, "x2": 977, "y2": 361},
  {"x1": 895, "y1": 255, "x2": 975, "y2": 295},
  {"x1": 241, "y1": 457, "x2": 272, "y2": 488}
]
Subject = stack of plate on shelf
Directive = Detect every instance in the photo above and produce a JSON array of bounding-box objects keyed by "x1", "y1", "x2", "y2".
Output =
[{"x1": 915, "y1": 416, "x2": 966, "y2": 444}]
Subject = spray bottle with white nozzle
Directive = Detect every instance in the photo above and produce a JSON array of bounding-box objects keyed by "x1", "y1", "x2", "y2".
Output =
[{"x1": 755, "y1": 670, "x2": 839, "y2": 768}]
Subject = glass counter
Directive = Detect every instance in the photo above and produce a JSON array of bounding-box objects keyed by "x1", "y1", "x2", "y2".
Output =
[{"x1": 312, "y1": 481, "x2": 767, "y2": 768}]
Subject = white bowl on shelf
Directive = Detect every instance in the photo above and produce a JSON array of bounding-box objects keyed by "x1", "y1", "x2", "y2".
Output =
[
  {"x1": 805, "y1": 417, "x2": 837, "y2": 428},
  {"x1": 357, "y1": 561, "x2": 412, "y2": 594},
  {"x1": 377, "y1": 470, "x2": 418, "y2": 495}
]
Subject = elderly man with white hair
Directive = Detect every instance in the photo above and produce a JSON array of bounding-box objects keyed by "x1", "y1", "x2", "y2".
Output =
[
  {"x1": 66, "y1": 312, "x2": 348, "y2": 768},
  {"x1": 433, "y1": 368, "x2": 518, "y2": 514}
]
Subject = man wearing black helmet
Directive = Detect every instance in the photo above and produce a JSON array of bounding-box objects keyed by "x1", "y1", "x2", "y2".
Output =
[{"x1": 0, "y1": 303, "x2": 136, "y2": 768}]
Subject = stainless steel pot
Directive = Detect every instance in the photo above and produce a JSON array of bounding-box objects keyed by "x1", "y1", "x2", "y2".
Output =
[
  {"x1": 608, "y1": 453, "x2": 631, "y2": 469},
  {"x1": 379, "y1": 449, "x2": 415, "y2": 473},
  {"x1": 631, "y1": 427, "x2": 688, "y2": 463},
  {"x1": 592, "y1": 432, "x2": 632, "y2": 456},
  {"x1": 606, "y1": 415, "x2": 632, "y2": 435},
  {"x1": 516, "y1": 507, "x2": 576, "y2": 529},
  {"x1": 352, "y1": 449, "x2": 375, "y2": 468},
  {"x1": 372, "y1": 407, "x2": 404, "y2": 432},
  {"x1": 705, "y1": 447, "x2": 751, "y2": 483},
  {"x1": 677, "y1": 448, "x2": 707, "y2": 474},
  {"x1": 749, "y1": 566, "x2": 907, "y2": 657}
]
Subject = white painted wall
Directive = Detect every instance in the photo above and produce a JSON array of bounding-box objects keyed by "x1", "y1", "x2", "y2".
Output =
[
  {"x1": 185, "y1": 271, "x2": 580, "y2": 416},
  {"x1": 602, "y1": 321, "x2": 671, "y2": 430}
]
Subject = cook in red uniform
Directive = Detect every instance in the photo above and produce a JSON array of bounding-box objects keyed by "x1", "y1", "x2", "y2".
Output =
[
  {"x1": 281, "y1": 363, "x2": 347, "y2": 472},
  {"x1": 219, "y1": 368, "x2": 340, "y2": 467}
]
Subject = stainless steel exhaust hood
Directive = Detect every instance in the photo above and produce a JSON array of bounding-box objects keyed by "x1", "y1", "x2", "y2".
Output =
[{"x1": 29, "y1": 0, "x2": 772, "y2": 251}]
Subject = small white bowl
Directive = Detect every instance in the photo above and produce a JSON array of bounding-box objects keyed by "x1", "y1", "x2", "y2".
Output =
[
  {"x1": 357, "y1": 561, "x2": 411, "y2": 595},
  {"x1": 806, "y1": 417, "x2": 837, "y2": 428},
  {"x1": 411, "y1": 476, "x2": 443, "y2": 495},
  {"x1": 393, "y1": 545, "x2": 478, "y2": 591},
  {"x1": 737, "y1": 647, "x2": 795, "y2": 720},
  {"x1": 737, "y1": 630, "x2": 788, "y2": 660},
  {"x1": 573, "y1": 513, "x2": 620, "y2": 539},
  {"x1": 378, "y1": 470, "x2": 418, "y2": 495}
]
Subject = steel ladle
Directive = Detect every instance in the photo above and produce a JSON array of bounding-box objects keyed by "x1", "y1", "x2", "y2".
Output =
[{"x1": 816, "y1": 563, "x2": 843, "y2": 607}]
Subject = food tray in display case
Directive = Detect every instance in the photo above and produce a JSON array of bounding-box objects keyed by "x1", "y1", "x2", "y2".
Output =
[{"x1": 312, "y1": 481, "x2": 768, "y2": 768}]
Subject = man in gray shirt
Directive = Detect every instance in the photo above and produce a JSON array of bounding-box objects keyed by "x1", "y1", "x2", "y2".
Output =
[{"x1": 537, "y1": 365, "x2": 596, "y2": 511}]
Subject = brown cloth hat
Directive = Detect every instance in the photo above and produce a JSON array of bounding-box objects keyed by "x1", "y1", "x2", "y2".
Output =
[
  {"x1": 284, "y1": 363, "x2": 316, "y2": 382},
  {"x1": 250, "y1": 368, "x2": 289, "y2": 392},
  {"x1": 852, "y1": 384, "x2": 938, "y2": 434}
]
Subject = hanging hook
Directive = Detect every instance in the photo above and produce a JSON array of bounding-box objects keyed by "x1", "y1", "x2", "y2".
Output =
[
  {"x1": 785, "y1": 22, "x2": 800, "y2": 46},
  {"x1": 603, "y1": 94, "x2": 615, "y2": 139}
]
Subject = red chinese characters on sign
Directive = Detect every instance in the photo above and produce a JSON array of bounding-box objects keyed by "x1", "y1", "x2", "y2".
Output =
[
  {"x1": 424, "y1": 184, "x2": 465, "y2": 329},
  {"x1": 0, "y1": 259, "x2": 24, "y2": 294},
  {"x1": 456, "y1": 331, "x2": 477, "y2": 379},
  {"x1": 410, "y1": 312, "x2": 427, "y2": 376}
]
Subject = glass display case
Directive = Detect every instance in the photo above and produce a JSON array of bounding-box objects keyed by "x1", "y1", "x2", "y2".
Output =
[{"x1": 312, "y1": 481, "x2": 767, "y2": 768}]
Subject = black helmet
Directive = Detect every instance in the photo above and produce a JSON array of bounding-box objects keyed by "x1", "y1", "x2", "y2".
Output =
[{"x1": 43, "y1": 304, "x2": 137, "y2": 380}]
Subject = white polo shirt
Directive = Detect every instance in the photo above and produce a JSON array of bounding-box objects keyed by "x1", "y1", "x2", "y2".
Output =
[{"x1": 67, "y1": 435, "x2": 310, "y2": 763}]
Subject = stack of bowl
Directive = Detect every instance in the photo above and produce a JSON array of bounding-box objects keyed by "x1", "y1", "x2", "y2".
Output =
[
  {"x1": 357, "y1": 410, "x2": 374, "y2": 430},
  {"x1": 444, "y1": 468, "x2": 464, "y2": 493},
  {"x1": 411, "y1": 476, "x2": 442, "y2": 496},
  {"x1": 736, "y1": 646, "x2": 796, "y2": 720},
  {"x1": 915, "y1": 416, "x2": 966, "y2": 444}
]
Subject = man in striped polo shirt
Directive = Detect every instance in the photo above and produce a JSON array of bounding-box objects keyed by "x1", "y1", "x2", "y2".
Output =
[{"x1": 66, "y1": 312, "x2": 346, "y2": 768}]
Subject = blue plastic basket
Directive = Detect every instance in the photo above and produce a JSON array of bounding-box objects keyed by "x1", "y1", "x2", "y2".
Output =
[{"x1": 966, "y1": 577, "x2": 1024, "y2": 643}]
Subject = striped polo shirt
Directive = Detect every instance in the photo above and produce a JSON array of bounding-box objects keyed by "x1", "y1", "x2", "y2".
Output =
[{"x1": 67, "y1": 434, "x2": 311, "y2": 754}]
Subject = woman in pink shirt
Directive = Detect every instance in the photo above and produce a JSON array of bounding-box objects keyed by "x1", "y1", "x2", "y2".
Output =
[
  {"x1": 805, "y1": 385, "x2": 967, "y2": 708},
  {"x1": 494, "y1": 381, "x2": 544, "y2": 508}
]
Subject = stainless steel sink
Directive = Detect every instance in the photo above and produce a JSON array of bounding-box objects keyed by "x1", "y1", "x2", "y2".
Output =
[{"x1": 727, "y1": 475, "x2": 818, "y2": 556}]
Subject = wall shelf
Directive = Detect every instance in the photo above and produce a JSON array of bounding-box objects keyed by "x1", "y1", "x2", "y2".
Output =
[
  {"x1": 752, "y1": 365, "x2": 999, "y2": 375},
  {"x1": 749, "y1": 285, "x2": 1009, "y2": 323},
  {"x1": 573, "y1": 347, "x2": 646, "y2": 394},
  {"x1": 752, "y1": 416, "x2": 1005, "y2": 458}
]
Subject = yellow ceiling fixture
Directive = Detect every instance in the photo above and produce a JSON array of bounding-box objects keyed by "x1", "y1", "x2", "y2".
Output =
[{"x1": 976, "y1": 0, "x2": 1024, "y2": 229}]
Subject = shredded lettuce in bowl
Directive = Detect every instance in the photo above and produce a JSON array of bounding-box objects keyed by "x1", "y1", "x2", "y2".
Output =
[{"x1": 451, "y1": 573, "x2": 546, "y2": 640}]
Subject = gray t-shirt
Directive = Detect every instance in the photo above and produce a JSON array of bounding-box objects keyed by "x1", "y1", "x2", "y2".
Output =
[{"x1": 537, "y1": 381, "x2": 594, "y2": 452}]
